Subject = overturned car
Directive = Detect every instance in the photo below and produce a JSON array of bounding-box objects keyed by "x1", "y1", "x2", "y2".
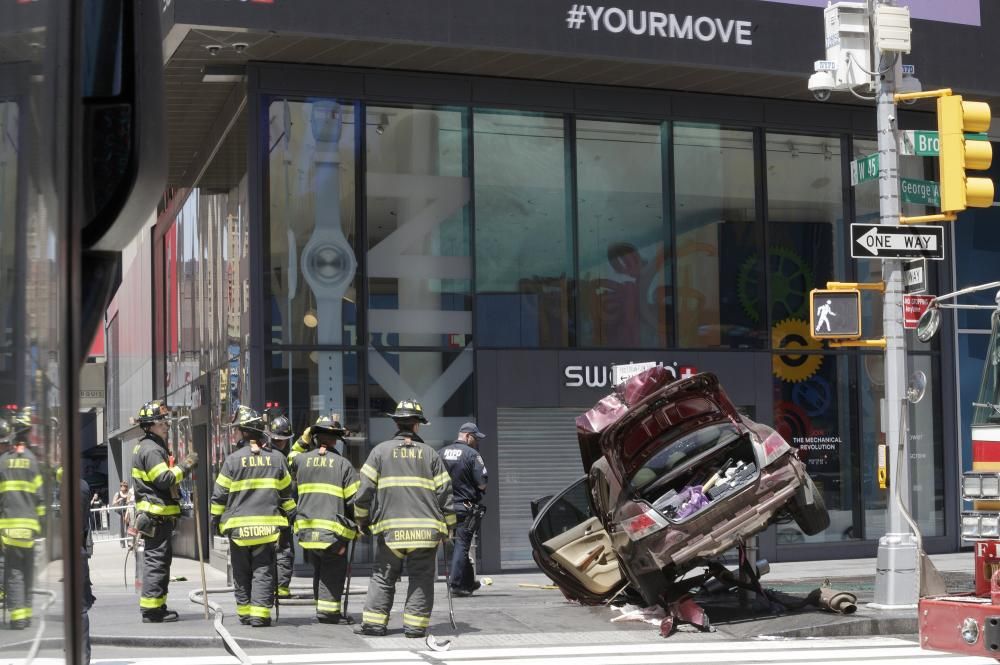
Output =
[{"x1": 529, "y1": 367, "x2": 830, "y2": 617}]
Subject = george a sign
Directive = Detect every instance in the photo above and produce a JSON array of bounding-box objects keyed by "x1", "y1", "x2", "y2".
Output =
[
  {"x1": 904, "y1": 258, "x2": 927, "y2": 294},
  {"x1": 900, "y1": 177, "x2": 940, "y2": 206},
  {"x1": 851, "y1": 223, "x2": 945, "y2": 260},
  {"x1": 903, "y1": 294, "x2": 936, "y2": 330},
  {"x1": 809, "y1": 289, "x2": 862, "y2": 340},
  {"x1": 851, "y1": 153, "x2": 880, "y2": 186}
]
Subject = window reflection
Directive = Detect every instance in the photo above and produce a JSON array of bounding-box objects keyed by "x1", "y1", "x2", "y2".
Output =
[
  {"x1": 366, "y1": 106, "x2": 472, "y2": 348},
  {"x1": 766, "y1": 134, "x2": 843, "y2": 326},
  {"x1": 773, "y1": 355, "x2": 858, "y2": 543},
  {"x1": 674, "y1": 124, "x2": 764, "y2": 348},
  {"x1": 576, "y1": 119, "x2": 669, "y2": 348},
  {"x1": 367, "y1": 348, "x2": 474, "y2": 449},
  {"x1": 474, "y1": 111, "x2": 571, "y2": 347},
  {"x1": 266, "y1": 99, "x2": 359, "y2": 347}
]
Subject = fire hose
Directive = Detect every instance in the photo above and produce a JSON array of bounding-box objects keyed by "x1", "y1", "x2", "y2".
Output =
[{"x1": 188, "y1": 587, "x2": 252, "y2": 665}]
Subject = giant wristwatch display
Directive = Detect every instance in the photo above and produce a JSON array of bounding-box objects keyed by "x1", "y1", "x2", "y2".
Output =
[{"x1": 302, "y1": 100, "x2": 357, "y2": 416}]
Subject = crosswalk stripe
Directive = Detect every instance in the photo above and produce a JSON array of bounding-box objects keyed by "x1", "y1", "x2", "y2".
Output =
[{"x1": 435, "y1": 647, "x2": 990, "y2": 665}]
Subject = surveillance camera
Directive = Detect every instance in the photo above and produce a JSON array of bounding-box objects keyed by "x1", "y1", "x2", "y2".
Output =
[
  {"x1": 206, "y1": 44, "x2": 221, "y2": 56},
  {"x1": 808, "y1": 71, "x2": 836, "y2": 101},
  {"x1": 233, "y1": 42, "x2": 248, "y2": 54}
]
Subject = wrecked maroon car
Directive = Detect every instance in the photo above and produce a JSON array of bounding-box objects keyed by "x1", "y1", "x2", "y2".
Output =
[{"x1": 529, "y1": 367, "x2": 829, "y2": 614}]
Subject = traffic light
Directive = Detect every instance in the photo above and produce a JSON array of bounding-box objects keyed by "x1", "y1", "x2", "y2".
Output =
[{"x1": 938, "y1": 94, "x2": 993, "y2": 214}]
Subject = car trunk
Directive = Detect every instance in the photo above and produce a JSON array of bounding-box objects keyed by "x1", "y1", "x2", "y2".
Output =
[{"x1": 635, "y1": 424, "x2": 761, "y2": 524}]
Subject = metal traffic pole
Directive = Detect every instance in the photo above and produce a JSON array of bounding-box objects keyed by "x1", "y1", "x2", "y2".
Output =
[{"x1": 870, "y1": 0, "x2": 919, "y2": 609}]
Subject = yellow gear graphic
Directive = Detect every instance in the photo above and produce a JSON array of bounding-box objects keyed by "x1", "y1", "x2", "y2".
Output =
[{"x1": 772, "y1": 318, "x2": 823, "y2": 383}]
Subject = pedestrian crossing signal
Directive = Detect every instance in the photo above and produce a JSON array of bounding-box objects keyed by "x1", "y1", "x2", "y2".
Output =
[{"x1": 810, "y1": 289, "x2": 862, "y2": 340}]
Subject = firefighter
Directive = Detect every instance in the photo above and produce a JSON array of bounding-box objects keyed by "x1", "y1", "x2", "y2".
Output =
[
  {"x1": 131, "y1": 401, "x2": 198, "y2": 623},
  {"x1": 439, "y1": 422, "x2": 489, "y2": 596},
  {"x1": 0, "y1": 411, "x2": 44, "y2": 629},
  {"x1": 354, "y1": 399, "x2": 455, "y2": 638},
  {"x1": 265, "y1": 414, "x2": 295, "y2": 599},
  {"x1": 210, "y1": 406, "x2": 295, "y2": 627},
  {"x1": 293, "y1": 416, "x2": 358, "y2": 624}
]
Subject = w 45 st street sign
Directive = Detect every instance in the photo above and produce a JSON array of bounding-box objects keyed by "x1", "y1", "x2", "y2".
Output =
[{"x1": 851, "y1": 223, "x2": 944, "y2": 260}]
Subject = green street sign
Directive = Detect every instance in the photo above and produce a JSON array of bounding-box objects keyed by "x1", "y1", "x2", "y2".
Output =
[
  {"x1": 900, "y1": 130, "x2": 989, "y2": 157},
  {"x1": 900, "y1": 177, "x2": 940, "y2": 206},
  {"x1": 851, "y1": 152, "x2": 879, "y2": 186}
]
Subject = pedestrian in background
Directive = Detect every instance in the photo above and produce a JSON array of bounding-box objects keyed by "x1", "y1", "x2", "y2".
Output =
[{"x1": 111, "y1": 482, "x2": 132, "y2": 548}]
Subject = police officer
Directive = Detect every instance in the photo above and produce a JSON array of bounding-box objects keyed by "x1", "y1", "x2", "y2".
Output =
[
  {"x1": 354, "y1": 399, "x2": 455, "y2": 638},
  {"x1": 211, "y1": 407, "x2": 295, "y2": 627},
  {"x1": 265, "y1": 414, "x2": 295, "y2": 599},
  {"x1": 294, "y1": 416, "x2": 358, "y2": 624},
  {"x1": 0, "y1": 411, "x2": 44, "y2": 629},
  {"x1": 439, "y1": 422, "x2": 488, "y2": 596},
  {"x1": 131, "y1": 401, "x2": 198, "y2": 623}
]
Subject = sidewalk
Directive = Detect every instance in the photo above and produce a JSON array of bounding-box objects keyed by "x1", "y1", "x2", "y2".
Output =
[{"x1": 64, "y1": 543, "x2": 976, "y2": 657}]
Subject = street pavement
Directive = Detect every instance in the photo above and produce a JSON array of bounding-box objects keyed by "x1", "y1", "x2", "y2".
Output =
[{"x1": 0, "y1": 543, "x2": 987, "y2": 664}]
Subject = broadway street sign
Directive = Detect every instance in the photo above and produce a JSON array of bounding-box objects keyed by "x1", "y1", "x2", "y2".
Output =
[{"x1": 851, "y1": 223, "x2": 944, "y2": 260}]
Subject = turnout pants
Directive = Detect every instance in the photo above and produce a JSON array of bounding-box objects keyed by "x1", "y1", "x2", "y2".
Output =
[
  {"x1": 3, "y1": 537, "x2": 34, "y2": 624},
  {"x1": 362, "y1": 539, "x2": 435, "y2": 633},
  {"x1": 230, "y1": 539, "x2": 275, "y2": 622},
  {"x1": 307, "y1": 545, "x2": 347, "y2": 618},
  {"x1": 140, "y1": 518, "x2": 174, "y2": 617},
  {"x1": 275, "y1": 528, "x2": 294, "y2": 597},
  {"x1": 449, "y1": 512, "x2": 479, "y2": 592}
]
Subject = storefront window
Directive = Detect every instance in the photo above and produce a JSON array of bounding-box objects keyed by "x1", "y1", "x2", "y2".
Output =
[
  {"x1": 766, "y1": 133, "x2": 844, "y2": 327},
  {"x1": 474, "y1": 111, "x2": 572, "y2": 347},
  {"x1": 773, "y1": 354, "x2": 859, "y2": 544},
  {"x1": 674, "y1": 124, "x2": 764, "y2": 349},
  {"x1": 576, "y1": 119, "x2": 670, "y2": 348},
  {"x1": 266, "y1": 98, "x2": 359, "y2": 348},
  {"x1": 366, "y1": 106, "x2": 472, "y2": 348},
  {"x1": 367, "y1": 348, "x2": 474, "y2": 449}
]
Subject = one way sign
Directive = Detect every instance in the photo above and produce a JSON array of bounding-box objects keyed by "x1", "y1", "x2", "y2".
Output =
[{"x1": 850, "y1": 223, "x2": 944, "y2": 261}]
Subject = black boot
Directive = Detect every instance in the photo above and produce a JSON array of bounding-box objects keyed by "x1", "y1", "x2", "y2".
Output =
[
  {"x1": 317, "y1": 612, "x2": 343, "y2": 624},
  {"x1": 142, "y1": 608, "x2": 179, "y2": 623},
  {"x1": 404, "y1": 627, "x2": 427, "y2": 638},
  {"x1": 10, "y1": 618, "x2": 30, "y2": 630},
  {"x1": 249, "y1": 617, "x2": 271, "y2": 628},
  {"x1": 354, "y1": 623, "x2": 387, "y2": 636}
]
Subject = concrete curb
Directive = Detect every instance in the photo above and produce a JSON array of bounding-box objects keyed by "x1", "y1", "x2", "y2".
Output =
[
  {"x1": 2, "y1": 635, "x2": 317, "y2": 650},
  {"x1": 760, "y1": 615, "x2": 917, "y2": 639}
]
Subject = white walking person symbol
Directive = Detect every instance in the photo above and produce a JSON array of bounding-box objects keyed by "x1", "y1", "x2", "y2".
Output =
[{"x1": 816, "y1": 299, "x2": 836, "y2": 332}]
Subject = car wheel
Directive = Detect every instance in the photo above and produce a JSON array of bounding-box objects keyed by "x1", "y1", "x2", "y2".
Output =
[{"x1": 788, "y1": 474, "x2": 830, "y2": 536}]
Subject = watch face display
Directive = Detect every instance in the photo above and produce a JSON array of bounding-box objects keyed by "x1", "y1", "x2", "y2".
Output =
[{"x1": 303, "y1": 239, "x2": 357, "y2": 293}]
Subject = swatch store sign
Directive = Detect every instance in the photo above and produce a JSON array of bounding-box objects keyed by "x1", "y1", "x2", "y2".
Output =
[
  {"x1": 564, "y1": 5, "x2": 754, "y2": 46},
  {"x1": 564, "y1": 362, "x2": 698, "y2": 389}
]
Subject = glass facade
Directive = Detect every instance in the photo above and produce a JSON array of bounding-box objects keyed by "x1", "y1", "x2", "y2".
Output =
[{"x1": 146, "y1": 79, "x2": 957, "y2": 569}]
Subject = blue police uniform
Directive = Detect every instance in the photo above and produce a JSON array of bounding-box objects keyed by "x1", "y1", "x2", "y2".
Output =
[{"x1": 439, "y1": 439, "x2": 487, "y2": 594}]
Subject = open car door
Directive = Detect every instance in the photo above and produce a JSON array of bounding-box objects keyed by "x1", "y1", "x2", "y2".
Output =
[{"x1": 529, "y1": 476, "x2": 623, "y2": 605}]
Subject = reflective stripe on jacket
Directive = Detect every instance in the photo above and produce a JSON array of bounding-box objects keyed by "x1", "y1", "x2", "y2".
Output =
[
  {"x1": 0, "y1": 447, "x2": 44, "y2": 535},
  {"x1": 294, "y1": 448, "x2": 359, "y2": 548},
  {"x1": 131, "y1": 434, "x2": 183, "y2": 517},
  {"x1": 211, "y1": 441, "x2": 295, "y2": 546},
  {"x1": 354, "y1": 432, "x2": 455, "y2": 550}
]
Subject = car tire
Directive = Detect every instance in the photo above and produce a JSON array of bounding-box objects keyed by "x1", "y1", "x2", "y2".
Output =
[{"x1": 788, "y1": 474, "x2": 830, "y2": 536}]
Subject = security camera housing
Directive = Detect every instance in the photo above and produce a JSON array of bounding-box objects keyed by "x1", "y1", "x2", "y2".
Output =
[{"x1": 808, "y1": 71, "x2": 836, "y2": 101}]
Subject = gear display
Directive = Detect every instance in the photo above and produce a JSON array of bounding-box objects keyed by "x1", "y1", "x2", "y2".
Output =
[
  {"x1": 737, "y1": 247, "x2": 814, "y2": 324},
  {"x1": 772, "y1": 318, "x2": 823, "y2": 383}
]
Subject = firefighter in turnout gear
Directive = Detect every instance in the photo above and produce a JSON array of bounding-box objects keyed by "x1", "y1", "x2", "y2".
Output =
[
  {"x1": 211, "y1": 407, "x2": 295, "y2": 627},
  {"x1": 354, "y1": 400, "x2": 455, "y2": 638},
  {"x1": 265, "y1": 414, "x2": 295, "y2": 599},
  {"x1": 0, "y1": 412, "x2": 45, "y2": 629},
  {"x1": 294, "y1": 417, "x2": 359, "y2": 624},
  {"x1": 131, "y1": 401, "x2": 198, "y2": 622}
]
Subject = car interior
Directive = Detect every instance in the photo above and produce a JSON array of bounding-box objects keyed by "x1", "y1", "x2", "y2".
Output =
[{"x1": 532, "y1": 477, "x2": 624, "y2": 598}]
